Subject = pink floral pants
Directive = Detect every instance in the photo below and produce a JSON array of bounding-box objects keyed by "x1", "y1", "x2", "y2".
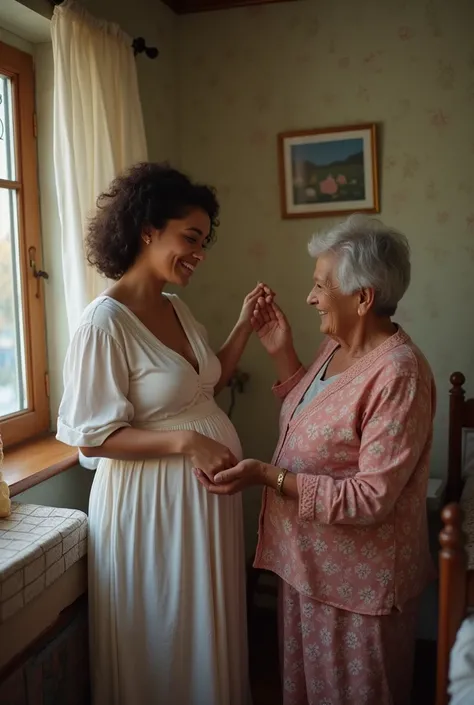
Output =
[{"x1": 279, "y1": 581, "x2": 418, "y2": 705}]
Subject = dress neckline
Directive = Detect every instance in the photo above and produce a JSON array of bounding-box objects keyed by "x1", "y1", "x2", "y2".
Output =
[{"x1": 100, "y1": 294, "x2": 201, "y2": 376}]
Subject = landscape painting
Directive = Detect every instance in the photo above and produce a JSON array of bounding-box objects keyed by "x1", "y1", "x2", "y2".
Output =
[{"x1": 278, "y1": 124, "x2": 379, "y2": 219}]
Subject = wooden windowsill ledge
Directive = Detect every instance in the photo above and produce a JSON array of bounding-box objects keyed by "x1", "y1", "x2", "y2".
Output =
[{"x1": 2, "y1": 434, "x2": 78, "y2": 497}]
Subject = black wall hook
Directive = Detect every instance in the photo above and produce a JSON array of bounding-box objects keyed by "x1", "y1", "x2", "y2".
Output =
[
  {"x1": 132, "y1": 37, "x2": 159, "y2": 59},
  {"x1": 49, "y1": 2, "x2": 159, "y2": 60}
]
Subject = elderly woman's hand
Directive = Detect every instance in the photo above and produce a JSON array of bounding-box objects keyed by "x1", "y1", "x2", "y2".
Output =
[
  {"x1": 194, "y1": 459, "x2": 300, "y2": 498},
  {"x1": 252, "y1": 296, "x2": 293, "y2": 357},
  {"x1": 193, "y1": 459, "x2": 265, "y2": 495}
]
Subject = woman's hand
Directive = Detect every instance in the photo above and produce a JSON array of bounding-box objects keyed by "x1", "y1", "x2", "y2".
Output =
[
  {"x1": 193, "y1": 458, "x2": 265, "y2": 495},
  {"x1": 251, "y1": 296, "x2": 293, "y2": 357},
  {"x1": 214, "y1": 283, "x2": 274, "y2": 393},
  {"x1": 194, "y1": 458, "x2": 299, "y2": 498},
  {"x1": 184, "y1": 431, "x2": 238, "y2": 481},
  {"x1": 238, "y1": 283, "x2": 273, "y2": 331}
]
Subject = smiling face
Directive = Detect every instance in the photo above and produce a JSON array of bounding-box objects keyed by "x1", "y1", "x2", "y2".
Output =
[
  {"x1": 306, "y1": 252, "x2": 361, "y2": 339},
  {"x1": 143, "y1": 208, "x2": 211, "y2": 286}
]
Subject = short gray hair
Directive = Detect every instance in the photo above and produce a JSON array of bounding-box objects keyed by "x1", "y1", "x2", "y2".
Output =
[{"x1": 308, "y1": 214, "x2": 411, "y2": 317}]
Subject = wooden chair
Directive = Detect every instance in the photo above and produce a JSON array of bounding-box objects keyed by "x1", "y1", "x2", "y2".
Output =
[
  {"x1": 445, "y1": 372, "x2": 474, "y2": 504},
  {"x1": 436, "y1": 502, "x2": 474, "y2": 705},
  {"x1": 436, "y1": 372, "x2": 474, "y2": 705}
]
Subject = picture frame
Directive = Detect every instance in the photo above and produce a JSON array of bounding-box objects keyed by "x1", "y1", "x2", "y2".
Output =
[{"x1": 278, "y1": 123, "x2": 380, "y2": 219}]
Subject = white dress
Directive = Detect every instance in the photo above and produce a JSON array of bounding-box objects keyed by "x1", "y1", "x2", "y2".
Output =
[{"x1": 56, "y1": 294, "x2": 250, "y2": 705}]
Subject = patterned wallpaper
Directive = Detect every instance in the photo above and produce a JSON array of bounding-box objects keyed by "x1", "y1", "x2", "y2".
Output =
[
  {"x1": 177, "y1": 0, "x2": 474, "y2": 504},
  {"x1": 12, "y1": 0, "x2": 473, "y2": 550}
]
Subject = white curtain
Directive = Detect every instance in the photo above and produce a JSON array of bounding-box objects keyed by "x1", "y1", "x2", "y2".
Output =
[{"x1": 51, "y1": 0, "x2": 148, "y2": 337}]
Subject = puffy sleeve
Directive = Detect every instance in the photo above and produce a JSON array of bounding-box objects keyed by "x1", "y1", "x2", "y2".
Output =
[
  {"x1": 56, "y1": 324, "x2": 134, "y2": 448},
  {"x1": 297, "y1": 372, "x2": 434, "y2": 524}
]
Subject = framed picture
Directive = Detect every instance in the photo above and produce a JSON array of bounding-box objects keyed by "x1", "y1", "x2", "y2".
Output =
[{"x1": 278, "y1": 123, "x2": 379, "y2": 219}]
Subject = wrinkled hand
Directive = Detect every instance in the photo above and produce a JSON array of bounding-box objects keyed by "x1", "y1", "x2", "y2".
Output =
[
  {"x1": 238, "y1": 283, "x2": 274, "y2": 330},
  {"x1": 193, "y1": 458, "x2": 264, "y2": 495},
  {"x1": 251, "y1": 296, "x2": 293, "y2": 357},
  {"x1": 186, "y1": 432, "x2": 238, "y2": 482}
]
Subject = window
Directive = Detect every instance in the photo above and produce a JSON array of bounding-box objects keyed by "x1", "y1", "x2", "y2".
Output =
[{"x1": 0, "y1": 41, "x2": 48, "y2": 448}]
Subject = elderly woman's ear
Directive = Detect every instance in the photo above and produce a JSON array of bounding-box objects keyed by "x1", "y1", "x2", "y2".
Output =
[{"x1": 357, "y1": 288, "x2": 376, "y2": 316}]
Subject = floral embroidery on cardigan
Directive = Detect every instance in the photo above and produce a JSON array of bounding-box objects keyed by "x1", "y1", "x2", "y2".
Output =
[{"x1": 255, "y1": 328, "x2": 436, "y2": 615}]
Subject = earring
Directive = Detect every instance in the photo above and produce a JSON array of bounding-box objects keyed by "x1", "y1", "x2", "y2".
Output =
[{"x1": 142, "y1": 236, "x2": 151, "y2": 246}]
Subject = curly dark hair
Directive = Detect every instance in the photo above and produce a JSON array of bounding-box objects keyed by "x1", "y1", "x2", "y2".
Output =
[{"x1": 85, "y1": 162, "x2": 220, "y2": 280}]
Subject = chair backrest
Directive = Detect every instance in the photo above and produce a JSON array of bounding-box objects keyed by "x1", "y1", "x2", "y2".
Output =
[
  {"x1": 437, "y1": 503, "x2": 468, "y2": 705},
  {"x1": 446, "y1": 373, "x2": 474, "y2": 503}
]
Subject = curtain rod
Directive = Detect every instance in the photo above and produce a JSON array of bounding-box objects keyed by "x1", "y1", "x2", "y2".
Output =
[{"x1": 49, "y1": 0, "x2": 159, "y2": 59}]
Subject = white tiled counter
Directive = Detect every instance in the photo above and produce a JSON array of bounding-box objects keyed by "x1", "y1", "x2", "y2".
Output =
[{"x1": 0, "y1": 502, "x2": 88, "y2": 672}]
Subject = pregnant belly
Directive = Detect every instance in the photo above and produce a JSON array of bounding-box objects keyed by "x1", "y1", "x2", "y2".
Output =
[
  {"x1": 192, "y1": 407, "x2": 242, "y2": 461},
  {"x1": 94, "y1": 400, "x2": 243, "y2": 511},
  {"x1": 135, "y1": 398, "x2": 243, "y2": 461}
]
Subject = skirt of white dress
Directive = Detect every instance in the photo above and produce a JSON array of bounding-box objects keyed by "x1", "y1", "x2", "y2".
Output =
[{"x1": 88, "y1": 400, "x2": 251, "y2": 705}]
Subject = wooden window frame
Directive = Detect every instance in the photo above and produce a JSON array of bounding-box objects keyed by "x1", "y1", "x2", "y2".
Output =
[{"x1": 0, "y1": 41, "x2": 49, "y2": 448}]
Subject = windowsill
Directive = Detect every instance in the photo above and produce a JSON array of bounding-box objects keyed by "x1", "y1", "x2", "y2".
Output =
[{"x1": 2, "y1": 433, "x2": 78, "y2": 497}]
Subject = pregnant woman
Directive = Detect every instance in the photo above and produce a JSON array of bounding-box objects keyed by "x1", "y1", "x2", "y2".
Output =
[{"x1": 56, "y1": 163, "x2": 259, "y2": 705}]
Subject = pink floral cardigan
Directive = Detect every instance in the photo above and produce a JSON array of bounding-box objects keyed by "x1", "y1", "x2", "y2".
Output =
[{"x1": 254, "y1": 328, "x2": 436, "y2": 616}]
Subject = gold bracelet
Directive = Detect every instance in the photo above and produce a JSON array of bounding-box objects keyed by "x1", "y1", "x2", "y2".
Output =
[{"x1": 276, "y1": 469, "x2": 288, "y2": 496}]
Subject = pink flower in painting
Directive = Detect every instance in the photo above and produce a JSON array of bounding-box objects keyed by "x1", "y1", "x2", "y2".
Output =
[
  {"x1": 320, "y1": 176, "x2": 338, "y2": 196},
  {"x1": 336, "y1": 175, "x2": 347, "y2": 185}
]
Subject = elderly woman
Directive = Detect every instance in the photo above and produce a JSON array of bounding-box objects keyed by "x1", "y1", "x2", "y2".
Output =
[{"x1": 195, "y1": 215, "x2": 436, "y2": 705}]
